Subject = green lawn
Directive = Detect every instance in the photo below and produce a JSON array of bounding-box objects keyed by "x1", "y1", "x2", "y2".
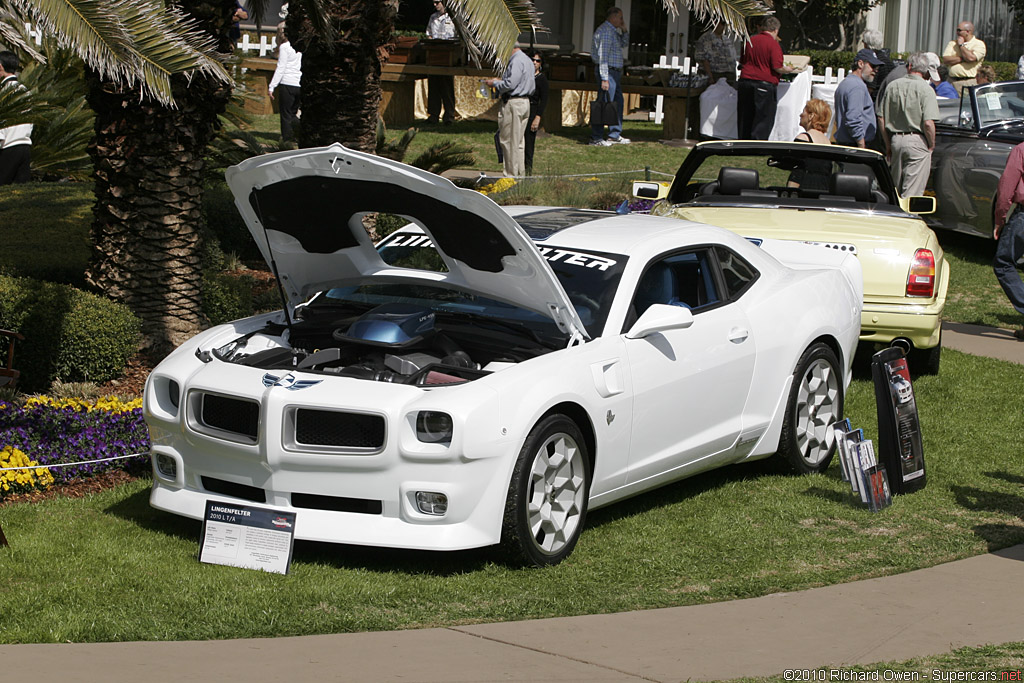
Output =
[{"x1": 1, "y1": 348, "x2": 1022, "y2": 643}]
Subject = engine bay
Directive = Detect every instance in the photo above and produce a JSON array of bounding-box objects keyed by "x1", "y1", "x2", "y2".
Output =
[{"x1": 205, "y1": 303, "x2": 557, "y2": 386}]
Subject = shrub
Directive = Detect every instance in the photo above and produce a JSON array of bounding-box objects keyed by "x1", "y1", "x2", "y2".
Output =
[
  {"x1": 202, "y1": 271, "x2": 256, "y2": 325},
  {"x1": 0, "y1": 276, "x2": 140, "y2": 393},
  {"x1": 203, "y1": 183, "x2": 262, "y2": 261}
]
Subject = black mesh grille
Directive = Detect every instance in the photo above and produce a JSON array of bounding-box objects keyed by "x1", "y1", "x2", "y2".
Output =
[
  {"x1": 291, "y1": 492, "x2": 383, "y2": 514},
  {"x1": 201, "y1": 476, "x2": 266, "y2": 503},
  {"x1": 201, "y1": 394, "x2": 259, "y2": 440},
  {"x1": 295, "y1": 409, "x2": 385, "y2": 449}
]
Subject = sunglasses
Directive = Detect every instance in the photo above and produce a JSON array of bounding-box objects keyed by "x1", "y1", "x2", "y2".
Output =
[{"x1": 532, "y1": 58, "x2": 542, "y2": 62}]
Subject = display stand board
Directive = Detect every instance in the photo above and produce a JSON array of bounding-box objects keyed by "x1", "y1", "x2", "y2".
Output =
[
  {"x1": 871, "y1": 348, "x2": 926, "y2": 495},
  {"x1": 0, "y1": 523, "x2": 7, "y2": 547},
  {"x1": 199, "y1": 501, "x2": 296, "y2": 575}
]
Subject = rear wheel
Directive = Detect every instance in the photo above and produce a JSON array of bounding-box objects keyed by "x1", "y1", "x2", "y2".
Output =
[
  {"x1": 908, "y1": 331, "x2": 941, "y2": 376},
  {"x1": 500, "y1": 415, "x2": 590, "y2": 567},
  {"x1": 777, "y1": 343, "x2": 843, "y2": 474}
]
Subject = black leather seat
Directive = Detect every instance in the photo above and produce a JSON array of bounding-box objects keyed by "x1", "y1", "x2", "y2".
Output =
[
  {"x1": 829, "y1": 173, "x2": 873, "y2": 203},
  {"x1": 718, "y1": 167, "x2": 760, "y2": 195},
  {"x1": 634, "y1": 263, "x2": 678, "y2": 316}
]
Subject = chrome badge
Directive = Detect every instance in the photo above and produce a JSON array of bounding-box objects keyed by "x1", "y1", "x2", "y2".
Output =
[{"x1": 262, "y1": 373, "x2": 322, "y2": 391}]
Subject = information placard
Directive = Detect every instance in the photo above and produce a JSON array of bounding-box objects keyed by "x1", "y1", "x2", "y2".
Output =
[
  {"x1": 199, "y1": 501, "x2": 296, "y2": 575},
  {"x1": 871, "y1": 348, "x2": 926, "y2": 495}
]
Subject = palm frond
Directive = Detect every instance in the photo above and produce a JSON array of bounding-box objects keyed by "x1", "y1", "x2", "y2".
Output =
[
  {"x1": 0, "y1": 5, "x2": 46, "y2": 62},
  {"x1": 294, "y1": 0, "x2": 335, "y2": 49},
  {"x1": 0, "y1": 77, "x2": 35, "y2": 126},
  {"x1": 444, "y1": 0, "x2": 544, "y2": 72},
  {"x1": 409, "y1": 140, "x2": 475, "y2": 176},
  {"x1": 8, "y1": 0, "x2": 231, "y2": 106},
  {"x1": 666, "y1": 0, "x2": 772, "y2": 39}
]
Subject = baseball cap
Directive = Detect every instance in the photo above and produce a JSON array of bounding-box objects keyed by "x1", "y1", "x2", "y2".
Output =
[
  {"x1": 923, "y1": 52, "x2": 941, "y2": 81},
  {"x1": 855, "y1": 48, "x2": 884, "y2": 67}
]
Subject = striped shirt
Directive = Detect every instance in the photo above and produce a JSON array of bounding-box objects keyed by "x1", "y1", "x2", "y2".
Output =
[{"x1": 592, "y1": 21, "x2": 628, "y2": 81}]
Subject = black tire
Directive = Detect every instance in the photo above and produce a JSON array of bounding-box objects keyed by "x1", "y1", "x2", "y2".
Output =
[
  {"x1": 777, "y1": 343, "x2": 844, "y2": 475},
  {"x1": 908, "y1": 332, "x2": 941, "y2": 376},
  {"x1": 500, "y1": 415, "x2": 590, "y2": 567}
]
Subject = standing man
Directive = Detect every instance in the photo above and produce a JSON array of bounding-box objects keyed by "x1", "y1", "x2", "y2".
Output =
[
  {"x1": 486, "y1": 47, "x2": 534, "y2": 177},
  {"x1": 590, "y1": 7, "x2": 630, "y2": 146},
  {"x1": 942, "y1": 21, "x2": 986, "y2": 95},
  {"x1": 695, "y1": 22, "x2": 738, "y2": 85},
  {"x1": 992, "y1": 141, "x2": 1024, "y2": 340},
  {"x1": 737, "y1": 16, "x2": 793, "y2": 140},
  {"x1": 879, "y1": 53, "x2": 939, "y2": 198},
  {"x1": 425, "y1": 0, "x2": 456, "y2": 125},
  {"x1": 834, "y1": 49, "x2": 882, "y2": 148},
  {"x1": 0, "y1": 51, "x2": 31, "y2": 185}
]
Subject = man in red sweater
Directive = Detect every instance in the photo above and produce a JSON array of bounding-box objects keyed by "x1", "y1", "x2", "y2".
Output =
[
  {"x1": 737, "y1": 16, "x2": 794, "y2": 139},
  {"x1": 993, "y1": 141, "x2": 1024, "y2": 339}
]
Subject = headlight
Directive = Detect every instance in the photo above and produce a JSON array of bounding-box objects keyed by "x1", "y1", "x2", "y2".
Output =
[{"x1": 415, "y1": 411, "x2": 453, "y2": 445}]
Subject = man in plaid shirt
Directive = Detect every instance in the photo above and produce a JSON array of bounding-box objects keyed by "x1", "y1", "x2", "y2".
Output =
[{"x1": 590, "y1": 7, "x2": 630, "y2": 146}]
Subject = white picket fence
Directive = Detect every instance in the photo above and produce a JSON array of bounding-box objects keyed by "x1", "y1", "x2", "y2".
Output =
[
  {"x1": 236, "y1": 33, "x2": 279, "y2": 57},
  {"x1": 23, "y1": 21, "x2": 278, "y2": 57},
  {"x1": 647, "y1": 55, "x2": 700, "y2": 124}
]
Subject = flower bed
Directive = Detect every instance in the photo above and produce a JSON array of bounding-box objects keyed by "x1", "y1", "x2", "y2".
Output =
[{"x1": 0, "y1": 397, "x2": 150, "y2": 497}]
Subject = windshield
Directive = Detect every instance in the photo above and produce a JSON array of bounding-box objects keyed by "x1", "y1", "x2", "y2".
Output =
[
  {"x1": 972, "y1": 82, "x2": 1024, "y2": 127},
  {"x1": 312, "y1": 231, "x2": 628, "y2": 338},
  {"x1": 674, "y1": 151, "x2": 896, "y2": 206}
]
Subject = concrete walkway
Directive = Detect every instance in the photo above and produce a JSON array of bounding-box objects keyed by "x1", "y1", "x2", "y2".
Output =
[
  {"x1": 2, "y1": 544, "x2": 1023, "y2": 682},
  {"x1": 3, "y1": 325, "x2": 1023, "y2": 683}
]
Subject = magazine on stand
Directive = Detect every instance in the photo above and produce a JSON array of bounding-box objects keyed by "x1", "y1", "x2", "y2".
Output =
[{"x1": 833, "y1": 418, "x2": 853, "y2": 483}]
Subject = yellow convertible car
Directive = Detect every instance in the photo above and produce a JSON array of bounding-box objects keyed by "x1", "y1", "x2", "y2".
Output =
[{"x1": 635, "y1": 141, "x2": 948, "y2": 374}]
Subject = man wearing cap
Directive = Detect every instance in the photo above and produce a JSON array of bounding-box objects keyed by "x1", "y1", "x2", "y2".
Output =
[
  {"x1": 834, "y1": 48, "x2": 883, "y2": 148},
  {"x1": 879, "y1": 52, "x2": 940, "y2": 198},
  {"x1": 943, "y1": 21, "x2": 986, "y2": 95}
]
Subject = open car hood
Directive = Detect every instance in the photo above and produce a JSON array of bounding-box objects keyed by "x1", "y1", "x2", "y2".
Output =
[{"x1": 225, "y1": 144, "x2": 588, "y2": 339}]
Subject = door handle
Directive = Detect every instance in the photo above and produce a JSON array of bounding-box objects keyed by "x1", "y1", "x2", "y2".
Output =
[{"x1": 728, "y1": 327, "x2": 749, "y2": 344}]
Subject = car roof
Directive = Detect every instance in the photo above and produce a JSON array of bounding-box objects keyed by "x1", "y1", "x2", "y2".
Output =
[{"x1": 503, "y1": 206, "x2": 769, "y2": 264}]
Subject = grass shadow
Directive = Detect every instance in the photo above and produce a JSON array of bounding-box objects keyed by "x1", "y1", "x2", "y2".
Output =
[
  {"x1": 104, "y1": 486, "x2": 202, "y2": 543},
  {"x1": 951, "y1": 476, "x2": 1024, "y2": 551},
  {"x1": 585, "y1": 457, "x2": 783, "y2": 528}
]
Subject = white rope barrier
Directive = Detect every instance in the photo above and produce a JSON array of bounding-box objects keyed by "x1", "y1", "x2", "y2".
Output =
[{"x1": 0, "y1": 452, "x2": 148, "y2": 472}]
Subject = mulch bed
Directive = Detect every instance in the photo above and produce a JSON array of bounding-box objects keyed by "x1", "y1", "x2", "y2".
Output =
[{"x1": 0, "y1": 470, "x2": 139, "y2": 508}]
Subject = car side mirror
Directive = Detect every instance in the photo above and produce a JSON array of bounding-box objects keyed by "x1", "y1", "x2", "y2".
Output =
[
  {"x1": 632, "y1": 180, "x2": 670, "y2": 200},
  {"x1": 625, "y1": 304, "x2": 694, "y2": 339},
  {"x1": 902, "y1": 196, "x2": 936, "y2": 215}
]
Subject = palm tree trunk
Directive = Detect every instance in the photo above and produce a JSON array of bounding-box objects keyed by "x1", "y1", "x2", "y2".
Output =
[
  {"x1": 288, "y1": 0, "x2": 399, "y2": 152},
  {"x1": 84, "y1": 0, "x2": 236, "y2": 354}
]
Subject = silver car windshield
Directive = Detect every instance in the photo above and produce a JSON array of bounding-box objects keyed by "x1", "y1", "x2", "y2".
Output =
[{"x1": 973, "y1": 82, "x2": 1024, "y2": 128}]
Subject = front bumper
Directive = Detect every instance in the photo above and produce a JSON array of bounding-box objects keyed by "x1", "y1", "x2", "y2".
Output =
[{"x1": 149, "y1": 444, "x2": 512, "y2": 551}]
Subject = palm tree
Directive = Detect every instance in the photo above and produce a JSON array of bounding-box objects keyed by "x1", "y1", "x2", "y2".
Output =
[
  {"x1": 83, "y1": 0, "x2": 238, "y2": 352},
  {"x1": 3, "y1": 0, "x2": 236, "y2": 352}
]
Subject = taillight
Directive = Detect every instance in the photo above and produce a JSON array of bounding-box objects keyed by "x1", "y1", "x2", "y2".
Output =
[{"x1": 906, "y1": 249, "x2": 935, "y2": 297}]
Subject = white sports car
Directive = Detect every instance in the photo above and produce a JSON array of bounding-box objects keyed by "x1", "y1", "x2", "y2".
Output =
[{"x1": 144, "y1": 144, "x2": 862, "y2": 566}]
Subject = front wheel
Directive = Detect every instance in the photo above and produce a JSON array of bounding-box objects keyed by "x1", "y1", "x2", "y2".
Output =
[
  {"x1": 500, "y1": 415, "x2": 590, "y2": 567},
  {"x1": 777, "y1": 343, "x2": 844, "y2": 474}
]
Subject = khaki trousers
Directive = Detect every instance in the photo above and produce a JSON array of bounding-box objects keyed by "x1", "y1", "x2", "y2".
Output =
[
  {"x1": 498, "y1": 97, "x2": 530, "y2": 177},
  {"x1": 890, "y1": 133, "x2": 932, "y2": 198}
]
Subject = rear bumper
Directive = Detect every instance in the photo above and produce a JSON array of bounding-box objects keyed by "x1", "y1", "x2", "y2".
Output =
[{"x1": 859, "y1": 305, "x2": 941, "y2": 349}]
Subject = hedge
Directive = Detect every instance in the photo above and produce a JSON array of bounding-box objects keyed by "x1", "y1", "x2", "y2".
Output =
[{"x1": 0, "y1": 275, "x2": 140, "y2": 392}]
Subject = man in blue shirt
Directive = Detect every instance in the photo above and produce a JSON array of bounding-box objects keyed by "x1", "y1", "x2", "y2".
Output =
[
  {"x1": 590, "y1": 7, "x2": 630, "y2": 146},
  {"x1": 835, "y1": 48, "x2": 883, "y2": 148}
]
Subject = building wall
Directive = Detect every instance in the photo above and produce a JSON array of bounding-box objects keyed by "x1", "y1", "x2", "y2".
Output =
[{"x1": 873, "y1": 0, "x2": 1024, "y2": 63}]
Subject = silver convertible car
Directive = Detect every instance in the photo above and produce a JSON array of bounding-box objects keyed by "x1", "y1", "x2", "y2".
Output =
[{"x1": 928, "y1": 80, "x2": 1024, "y2": 238}]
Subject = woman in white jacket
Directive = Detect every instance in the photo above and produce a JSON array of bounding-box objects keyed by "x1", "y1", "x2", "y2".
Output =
[{"x1": 269, "y1": 24, "x2": 302, "y2": 143}]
